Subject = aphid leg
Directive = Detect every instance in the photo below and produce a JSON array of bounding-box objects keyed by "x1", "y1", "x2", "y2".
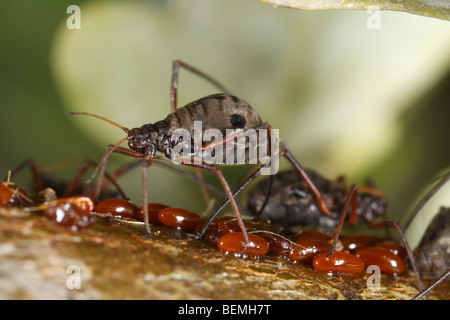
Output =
[
  {"x1": 328, "y1": 184, "x2": 358, "y2": 256},
  {"x1": 170, "y1": 60, "x2": 230, "y2": 207},
  {"x1": 170, "y1": 60, "x2": 230, "y2": 113},
  {"x1": 332, "y1": 183, "x2": 424, "y2": 291},
  {"x1": 96, "y1": 159, "x2": 143, "y2": 197},
  {"x1": 280, "y1": 144, "x2": 331, "y2": 216},
  {"x1": 90, "y1": 137, "x2": 129, "y2": 199},
  {"x1": 141, "y1": 159, "x2": 151, "y2": 233},
  {"x1": 403, "y1": 169, "x2": 450, "y2": 231},
  {"x1": 198, "y1": 126, "x2": 332, "y2": 238},
  {"x1": 7, "y1": 159, "x2": 43, "y2": 193},
  {"x1": 202, "y1": 123, "x2": 331, "y2": 216},
  {"x1": 197, "y1": 162, "x2": 272, "y2": 239},
  {"x1": 254, "y1": 173, "x2": 274, "y2": 217},
  {"x1": 412, "y1": 269, "x2": 450, "y2": 300},
  {"x1": 365, "y1": 219, "x2": 423, "y2": 291},
  {"x1": 62, "y1": 158, "x2": 128, "y2": 199},
  {"x1": 179, "y1": 160, "x2": 250, "y2": 253},
  {"x1": 89, "y1": 144, "x2": 155, "y2": 231},
  {"x1": 7, "y1": 158, "x2": 127, "y2": 200}
]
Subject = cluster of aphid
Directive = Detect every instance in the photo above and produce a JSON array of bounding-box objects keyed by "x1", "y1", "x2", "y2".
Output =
[
  {"x1": 2, "y1": 61, "x2": 448, "y2": 299},
  {"x1": 0, "y1": 178, "x2": 406, "y2": 278}
]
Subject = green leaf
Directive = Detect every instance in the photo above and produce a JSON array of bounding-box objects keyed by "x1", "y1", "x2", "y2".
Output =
[{"x1": 258, "y1": 0, "x2": 450, "y2": 21}]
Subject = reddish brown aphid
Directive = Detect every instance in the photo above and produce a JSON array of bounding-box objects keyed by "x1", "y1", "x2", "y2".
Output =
[
  {"x1": 340, "y1": 234, "x2": 382, "y2": 253},
  {"x1": 376, "y1": 241, "x2": 407, "y2": 259},
  {"x1": 138, "y1": 203, "x2": 170, "y2": 224},
  {"x1": 0, "y1": 181, "x2": 34, "y2": 207},
  {"x1": 94, "y1": 198, "x2": 140, "y2": 220},
  {"x1": 217, "y1": 232, "x2": 269, "y2": 257},
  {"x1": 288, "y1": 239, "x2": 331, "y2": 263},
  {"x1": 354, "y1": 246, "x2": 405, "y2": 275},
  {"x1": 312, "y1": 251, "x2": 365, "y2": 275},
  {"x1": 50, "y1": 196, "x2": 95, "y2": 213},
  {"x1": 0, "y1": 183, "x2": 13, "y2": 205},
  {"x1": 43, "y1": 202, "x2": 93, "y2": 231},
  {"x1": 196, "y1": 216, "x2": 236, "y2": 244},
  {"x1": 158, "y1": 207, "x2": 204, "y2": 231},
  {"x1": 251, "y1": 231, "x2": 292, "y2": 256}
]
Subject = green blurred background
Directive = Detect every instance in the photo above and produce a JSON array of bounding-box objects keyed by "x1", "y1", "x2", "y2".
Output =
[{"x1": 1, "y1": 0, "x2": 449, "y2": 248}]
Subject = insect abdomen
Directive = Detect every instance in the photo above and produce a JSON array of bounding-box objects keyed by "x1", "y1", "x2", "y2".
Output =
[{"x1": 166, "y1": 94, "x2": 263, "y2": 137}]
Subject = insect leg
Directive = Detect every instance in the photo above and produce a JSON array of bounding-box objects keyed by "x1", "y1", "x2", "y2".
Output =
[
  {"x1": 62, "y1": 158, "x2": 127, "y2": 199},
  {"x1": 90, "y1": 144, "x2": 155, "y2": 232},
  {"x1": 365, "y1": 219, "x2": 423, "y2": 291},
  {"x1": 196, "y1": 162, "x2": 271, "y2": 239},
  {"x1": 412, "y1": 268, "x2": 450, "y2": 300},
  {"x1": 280, "y1": 144, "x2": 331, "y2": 216},
  {"x1": 179, "y1": 160, "x2": 250, "y2": 252},
  {"x1": 141, "y1": 159, "x2": 151, "y2": 233},
  {"x1": 7, "y1": 158, "x2": 43, "y2": 193},
  {"x1": 328, "y1": 184, "x2": 358, "y2": 256},
  {"x1": 170, "y1": 60, "x2": 229, "y2": 113},
  {"x1": 403, "y1": 169, "x2": 450, "y2": 232},
  {"x1": 170, "y1": 60, "x2": 230, "y2": 206}
]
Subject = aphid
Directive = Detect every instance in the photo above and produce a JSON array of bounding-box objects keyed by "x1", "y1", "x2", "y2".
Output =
[
  {"x1": 402, "y1": 171, "x2": 450, "y2": 298},
  {"x1": 247, "y1": 168, "x2": 386, "y2": 228},
  {"x1": 42, "y1": 200, "x2": 93, "y2": 231},
  {"x1": 138, "y1": 202, "x2": 170, "y2": 224},
  {"x1": 288, "y1": 239, "x2": 332, "y2": 263},
  {"x1": 94, "y1": 198, "x2": 140, "y2": 220},
  {"x1": 410, "y1": 218, "x2": 450, "y2": 300},
  {"x1": 312, "y1": 252, "x2": 365, "y2": 275},
  {"x1": 242, "y1": 168, "x2": 426, "y2": 288},
  {"x1": 0, "y1": 179, "x2": 35, "y2": 207},
  {"x1": 68, "y1": 60, "x2": 332, "y2": 253},
  {"x1": 158, "y1": 207, "x2": 204, "y2": 231},
  {"x1": 217, "y1": 232, "x2": 270, "y2": 257},
  {"x1": 354, "y1": 246, "x2": 406, "y2": 275},
  {"x1": 340, "y1": 234, "x2": 383, "y2": 253},
  {"x1": 7, "y1": 158, "x2": 127, "y2": 201},
  {"x1": 409, "y1": 207, "x2": 449, "y2": 294},
  {"x1": 252, "y1": 231, "x2": 292, "y2": 255}
]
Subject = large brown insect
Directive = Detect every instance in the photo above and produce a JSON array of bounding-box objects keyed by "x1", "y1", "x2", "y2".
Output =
[
  {"x1": 68, "y1": 60, "x2": 331, "y2": 252},
  {"x1": 411, "y1": 207, "x2": 450, "y2": 299},
  {"x1": 246, "y1": 168, "x2": 386, "y2": 229}
]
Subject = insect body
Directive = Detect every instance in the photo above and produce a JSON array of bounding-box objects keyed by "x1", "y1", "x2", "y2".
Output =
[
  {"x1": 412, "y1": 207, "x2": 449, "y2": 278},
  {"x1": 126, "y1": 93, "x2": 266, "y2": 164},
  {"x1": 247, "y1": 169, "x2": 386, "y2": 229},
  {"x1": 410, "y1": 207, "x2": 450, "y2": 299},
  {"x1": 69, "y1": 60, "x2": 331, "y2": 251}
]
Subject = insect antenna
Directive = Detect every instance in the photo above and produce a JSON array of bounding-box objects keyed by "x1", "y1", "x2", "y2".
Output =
[
  {"x1": 66, "y1": 111, "x2": 130, "y2": 133},
  {"x1": 67, "y1": 111, "x2": 130, "y2": 190}
]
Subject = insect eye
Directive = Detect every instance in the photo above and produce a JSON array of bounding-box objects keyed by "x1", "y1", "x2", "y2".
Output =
[
  {"x1": 288, "y1": 186, "x2": 309, "y2": 199},
  {"x1": 230, "y1": 114, "x2": 246, "y2": 129}
]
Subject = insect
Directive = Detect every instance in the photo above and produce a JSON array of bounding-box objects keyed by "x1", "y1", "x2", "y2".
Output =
[
  {"x1": 239, "y1": 168, "x2": 427, "y2": 288},
  {"x1": 250, "y1": 168, "x2": 450, "y2": 296},
  {"x1": 410, "y1": 207, "x2": 450, "y2": 299},
  {"x1": 7, "y1": 158, "x2": 127, "y2": 201},
  {"x1": 401, "y1": 169, "x2": 450, "y2": 299},
  {"x1": 411, "y1": 207, "x2": 449, "y2": 279},
  {"x1": 0, "y1": 174, "x2": 36, "y2": 207},
  {"x1": 247, "y1": 168, "x2": 386, "y2": 229},
  {"x1": 68, "y1": 60, "x2": 332, "y2": 252}
]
